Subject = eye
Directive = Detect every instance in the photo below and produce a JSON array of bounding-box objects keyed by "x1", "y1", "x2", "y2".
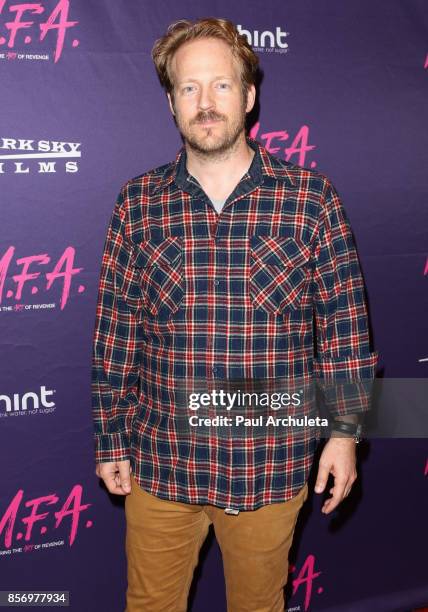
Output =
[
  {"x1": 217, "y1": 82, "x2": 230, "y2": 89},
  {"x1": 182, "y1": 85, "x2": 196, "y2": 93}
]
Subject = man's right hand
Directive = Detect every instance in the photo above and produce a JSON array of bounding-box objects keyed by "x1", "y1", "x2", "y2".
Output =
[{"x1": 95, "y1": 460, "x2": 132, "y2": 495}]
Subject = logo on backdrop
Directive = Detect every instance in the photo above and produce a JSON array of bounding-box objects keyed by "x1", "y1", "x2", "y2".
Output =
[
  {"x1": 288, "y1": 553, "x2": 323, "y2": 611},
  {"x1": 0, "y1": 246, "x2": 85, "y2": 312},
  {"x1": 250, "y1": 122, "x2": 317, "y2": 169},
  {"x1": 0, "y1": 0, "x2": 79, "y2": 63},
  {"x1": 0, "y1": 385, "x2": 56, "y2": 418},
  {"x1": 0, "y1": 484, "x2": 92, "y2": 552},
  {"x1": 0, "y1": 137, "x2": 81, "y2": 174},
  {"x1": 237, "y1": 24, "x2": 289, "y2": 54}
]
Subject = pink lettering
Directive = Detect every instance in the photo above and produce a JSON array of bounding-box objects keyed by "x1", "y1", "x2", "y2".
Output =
[
  {"x1": 0, "y1": 246, "x2": 14, "y2": 299},
  {"x1": 0, "y1": 485, "x2": 92, "y2": 548},
  {"x1": 259, "y1": 130, "x2": 289, "y2": 154},
  {"x1": 0, "y1": 246, "x2": 84, "y2": 310},
  {"x1": 250, "y1": 122, "x2": 316, "y2": 167},
  {"x1": 0, "y1": 0, "x2": 78, "y2": 62},
  {"x1": 39, "y1": 0, "x2": 78, "y2": 63},
  {"x1": 54, "y1": 485, "x2": 91, "y2": 546},
  {"x1": 5, "y1": 3, "x2": 43, "y2": 48},
  {"x1": 290, "y1": 553, "x2": 322, "y2": 611},
  {"x1": 0, "y1": 489, "x2": 23, "y2": 549},
  {"x1": 13, "y1": 252, "x2": 50, "y2": 299},
  {"x1": 22, "y1": 494, "x2": 58, "y2": 540},
  {"x1": 45, "y1": 246, "x2": 83, "y2": 309},
  {"x1": 284, "y1": 126, "x2": 316, "y2": 166}
]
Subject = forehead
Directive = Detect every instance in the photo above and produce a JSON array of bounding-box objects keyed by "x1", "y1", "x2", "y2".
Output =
[{"x1": 170, "y1": 37, "x2": 240, "y2": 83}]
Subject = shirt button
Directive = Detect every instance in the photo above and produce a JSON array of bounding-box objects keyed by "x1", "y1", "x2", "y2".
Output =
[{"x1": 214, "y1": 280, "x2": 220, "y2": 286}]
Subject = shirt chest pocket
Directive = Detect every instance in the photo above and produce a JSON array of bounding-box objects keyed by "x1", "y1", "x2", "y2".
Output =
[
  {"x1": 249, "y1": 235, "x2": 312, "y2": 315},
  {"x1": 131, "y1": 236, "x2": 184, "y2": 317}
]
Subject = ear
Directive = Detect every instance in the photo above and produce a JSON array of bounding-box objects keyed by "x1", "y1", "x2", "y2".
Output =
[
  {"x1": 167, "y1": 92, "x2": 175, "y2": 116},
  {"x1": 245, "y1": 84, "x2": 256, "y2": 114}
]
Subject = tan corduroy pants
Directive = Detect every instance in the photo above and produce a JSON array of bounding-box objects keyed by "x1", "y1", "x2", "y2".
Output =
[{"x1": 124, "y1": 473, "x2": 308, "y2": 612}]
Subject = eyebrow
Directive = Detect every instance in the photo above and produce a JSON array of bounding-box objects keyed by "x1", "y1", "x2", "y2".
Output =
[{"x1": 178, "y1": 76, "x2": 234, "y2": 85}]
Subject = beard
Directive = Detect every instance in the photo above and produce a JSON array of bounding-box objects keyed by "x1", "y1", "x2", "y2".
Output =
[{"x1": 172, "y1": 92, "x2": 248, "y2": 159}]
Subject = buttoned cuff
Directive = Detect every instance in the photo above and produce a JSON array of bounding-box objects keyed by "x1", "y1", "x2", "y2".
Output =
[
  {"x1": 314, "y1": 351, "x2": 378, "y2": 417},
  {"x1": 313, "y1": 351, "x2": 378, "y2": 381},
  {"x1": 94, "y1": 432, "x2": 131, "y2": 463}
]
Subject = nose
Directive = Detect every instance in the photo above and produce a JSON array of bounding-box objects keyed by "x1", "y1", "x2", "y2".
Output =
[{"x1": 198, "y1": 85, "x2": 215, "y2": 111}]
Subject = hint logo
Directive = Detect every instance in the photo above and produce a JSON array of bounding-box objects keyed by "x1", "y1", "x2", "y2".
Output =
[
  {"x1": 0, "y1": 385, "x2": 55, "y2": 412},
  {"x1": 237, "y1": 25, "x2": 289, "y2": 53}
]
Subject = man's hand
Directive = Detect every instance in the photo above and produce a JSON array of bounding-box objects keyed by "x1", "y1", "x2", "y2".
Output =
[
  {"x1": 314, "y1": 436, "x2": 357, "y2": 514},
  {"x1": 95, "y1": 460, "x2": 132, "y2": 495}
]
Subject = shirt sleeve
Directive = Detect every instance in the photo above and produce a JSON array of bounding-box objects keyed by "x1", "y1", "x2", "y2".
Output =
[
  {"x1": 312, "y1": 178, "x2": 378, "y2": 418},
  {"x1": 91, "y1": 184, "x2": 144, "y2": 463}
]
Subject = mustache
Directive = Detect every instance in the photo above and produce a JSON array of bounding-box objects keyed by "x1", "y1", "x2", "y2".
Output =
[{"x1": 193, "y1": 112, "x2": 224, "y2": 123}]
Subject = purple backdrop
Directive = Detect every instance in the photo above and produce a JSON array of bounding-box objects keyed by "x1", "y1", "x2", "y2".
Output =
[{"x1": 1, "y1": 1, "x2": 427, "y2": 610}]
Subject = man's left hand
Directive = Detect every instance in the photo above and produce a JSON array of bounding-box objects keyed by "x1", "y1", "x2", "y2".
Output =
[{"x1": 314, "y1": 436, "x2": 357, "y2": 514}]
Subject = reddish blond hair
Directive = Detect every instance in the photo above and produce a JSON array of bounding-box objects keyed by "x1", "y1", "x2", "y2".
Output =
[{"x1": 151, "y1": 17, "x2": 259, "y2": 103}]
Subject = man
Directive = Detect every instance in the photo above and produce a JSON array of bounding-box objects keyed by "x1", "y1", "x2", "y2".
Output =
[{"x1": 92, "y1": 17, "x2": 378, "y2": 612}]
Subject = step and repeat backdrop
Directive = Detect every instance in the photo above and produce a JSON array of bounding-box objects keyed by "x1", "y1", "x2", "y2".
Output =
[{"x1": 1, "y1": 1, "x2": 427, "y2": 611}]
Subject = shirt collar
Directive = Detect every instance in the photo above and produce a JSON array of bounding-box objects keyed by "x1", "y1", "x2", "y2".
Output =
[{"x1": 150, "y1": 135, "x2": 297, "y2": 195}]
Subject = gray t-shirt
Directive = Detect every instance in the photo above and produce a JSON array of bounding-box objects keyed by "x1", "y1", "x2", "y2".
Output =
[{"x1": 210, "y1": 198, "x2": 227, "y2": 214}]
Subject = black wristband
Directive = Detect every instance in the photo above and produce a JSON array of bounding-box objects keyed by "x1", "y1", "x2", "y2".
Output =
[{"x1": 330, "y1": 420, "x2": 359, "y2": 435}]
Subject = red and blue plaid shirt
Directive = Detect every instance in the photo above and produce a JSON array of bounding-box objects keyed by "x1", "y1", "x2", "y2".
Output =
[{"x1": 91, "y1": 135, "x2": 378, "y2": 510}]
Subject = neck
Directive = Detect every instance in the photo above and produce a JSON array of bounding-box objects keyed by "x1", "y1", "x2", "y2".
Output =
[{"x1": 185, "y1": 133, "x2": 254, "y2": 187}]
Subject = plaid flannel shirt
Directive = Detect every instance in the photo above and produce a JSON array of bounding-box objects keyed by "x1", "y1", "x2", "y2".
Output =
[{"x1": 91, "y1": 135, "x2": 378, "y2": 510}]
